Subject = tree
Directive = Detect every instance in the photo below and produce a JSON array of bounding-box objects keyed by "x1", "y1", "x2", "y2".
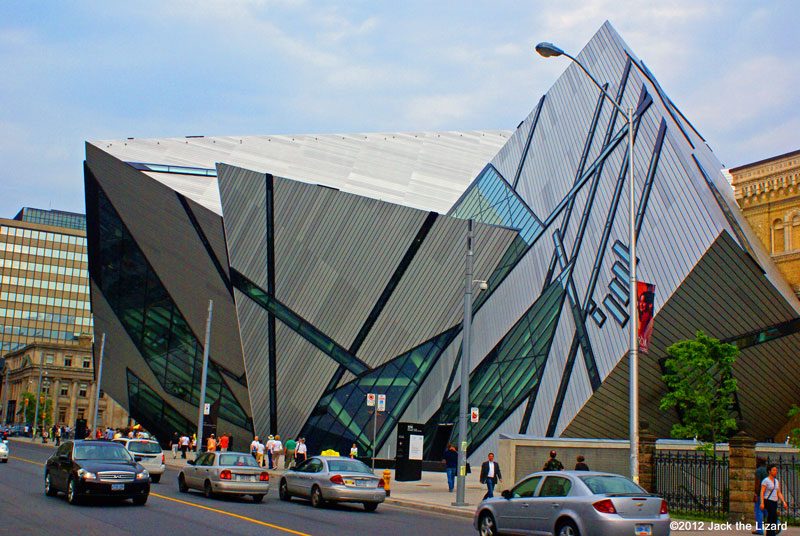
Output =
[
  {"x1": 659, "y1": 330, "x2": 739, "y2": 455},
  {"x1": 788, "y1": 405, "x2": 800, "y2": 449},
  {"x1": 20, "y1": 391, "x2": 53, "y2": 429}
]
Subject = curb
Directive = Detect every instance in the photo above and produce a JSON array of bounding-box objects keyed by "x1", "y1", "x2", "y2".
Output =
[{"x1": 384, "y1": 497, "x2": 476, "y2": 519}]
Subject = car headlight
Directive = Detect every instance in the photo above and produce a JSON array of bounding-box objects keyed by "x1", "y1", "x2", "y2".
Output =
[
  {"x1": 77, "y1": 468, "x2": 97, "y2": 480},
  {"x1": 136, "y1": 470, "x2": 150, "y2": 480}
]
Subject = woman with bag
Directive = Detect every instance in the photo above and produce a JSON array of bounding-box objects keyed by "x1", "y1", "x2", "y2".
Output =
[{"x1": 760, "y1": 463, "x2": 788, "y2": 536}]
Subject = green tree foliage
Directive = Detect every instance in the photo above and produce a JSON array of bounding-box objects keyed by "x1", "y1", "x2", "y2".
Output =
[
  {"x1": 660, "y1": 330, "x2": 739, "y2": 453},
  {"x1": 20, "y1": 391, "x2": 53, "y2": 428},
  {"x1": 788, "y1": 405, "x2": 800, "y2": 449}
]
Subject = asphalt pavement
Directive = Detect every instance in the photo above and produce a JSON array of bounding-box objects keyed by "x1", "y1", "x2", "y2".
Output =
[{"x1": 0, "y1": 440, "x2": 474, "y2": 536}]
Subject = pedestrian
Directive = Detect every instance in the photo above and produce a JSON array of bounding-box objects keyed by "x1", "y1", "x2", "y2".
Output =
[
  {"x1": 574, "y1": 455, "x2": 589, "y2": 471},
  {"x1": 207, "y1": 434, "x2": 217, "y2": 452},
  {"x1": 266, "y1": 435, "x2": 275, "y2": 469},
  {"x1": 170, "y1": 432, "x2": 180, "y2": 459},
  {"x1": 754, "y1": 457, "x2": 768, "y2": 535},
  {"x1": 443, "y1": 443, "x2": 458, "y2": 492},
  {"x1": 256, "y1": 439, "x2": 266, "y2": 468},
  {"x1": 284, "y1": 437, "x2": 297, "y2": 469},
  {"x1": 295, "y1": 438, "x2": 308, "y2": 465},
  {"x1": 479, "y1": 453, "x2": 502, "y2": 499},
  {"x1": 543, "y1": 450, "x2": 564, "y2": 471},
  {"x1": 760, "y1": 463, "x2": 788, "y2": 536},
  {"x1": 179, "y1": 433, "x2": 190, "y2": 459},
  {"x1": 271, "y1": 435, "x2": 284, "y2": 470},
  {"x1": 350, "y1": 443, "x2": 358, "y2": 459},
  {"x1": 219, "y1": 433, "x2": 229, "y2": 452},
  {"x1": 55, "y1": 426, "x2": 62, "y2": 447},
  {"x1": 227, "y1": 433, "x2": 234, "y2": 452}
]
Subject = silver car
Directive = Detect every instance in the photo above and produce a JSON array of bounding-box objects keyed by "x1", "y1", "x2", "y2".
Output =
[
  {"x1": 112, "y1": 438, "x2": 165, "y2": 483},
  {"x1": 474, "y1": 471, "x2": 670, "y2": 536},
  {"x1": 0, "y1": 439, "x2": 8, "y2": 462},
  {"x1": 178, "y1": 451, "x2": 269, "y2": 502},
  {"x1": 279, "y1": 456, "x2": 386, "y2": 511}
]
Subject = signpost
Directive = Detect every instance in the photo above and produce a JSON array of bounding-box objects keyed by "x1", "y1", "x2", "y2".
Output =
[
  {"x1": 471, "y1": 407, "x2": 479, "y2": 423},
  {"x1": 367, "y1": 393, "x2": 385, "y2": 469}
]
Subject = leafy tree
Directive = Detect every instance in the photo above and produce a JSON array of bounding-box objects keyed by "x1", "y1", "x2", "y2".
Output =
[
  {"x1": 659, "y1": 330, "x2": 739, "y2": 456},
  {"x1": 20, "y1": 391, "x2": 53, "y2": 428},
  {"x1": 788, "y1": 405, "x2": 800, "y2": 449}
]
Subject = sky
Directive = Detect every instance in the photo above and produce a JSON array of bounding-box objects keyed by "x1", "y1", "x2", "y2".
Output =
[{"x1": 1, "y1": 0, "x2": 798, "y2": 218}]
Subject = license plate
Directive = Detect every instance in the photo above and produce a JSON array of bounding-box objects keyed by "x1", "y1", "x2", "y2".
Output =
[
  {"x1": 635, "y1": 524, "x2": 652, "y2": 536},
  {"x1": 235, "y1": 475, "x2": 256, "y2": 482},
  {"x1": 111, "y1": 484, "x2": 125, "y2": 491},
  {"x1": 355, "y1": 480, "x2": 368, "y2": 487}
]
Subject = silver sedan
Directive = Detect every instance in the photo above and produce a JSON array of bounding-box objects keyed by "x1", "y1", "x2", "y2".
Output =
[
  {"x1": 178, "y1": 451, "x2": 270, "y2": 502},
  {"x1": 0, "y1": 440, "x2": 8, "y2": 462},
  {"x1": 473, "y1": 471, "x2": 670, "y2": 536},
  {"x1": 279, "y1": 456, "x2": 386, "y2": 511}
]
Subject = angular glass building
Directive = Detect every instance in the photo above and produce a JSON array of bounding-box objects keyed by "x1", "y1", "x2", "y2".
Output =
[{"x1": 85, "y1": 22, "x2": 800, "y2": 459}]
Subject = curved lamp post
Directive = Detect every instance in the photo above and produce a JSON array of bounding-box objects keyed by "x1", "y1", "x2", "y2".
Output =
[{"x1": 535, "y1": 42, "x2": 639, "y2": 483}]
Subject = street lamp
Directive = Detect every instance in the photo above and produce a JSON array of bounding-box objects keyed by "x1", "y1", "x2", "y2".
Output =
[{"x1": 535, "y1": 42, "x2": 639, "y2": 482}]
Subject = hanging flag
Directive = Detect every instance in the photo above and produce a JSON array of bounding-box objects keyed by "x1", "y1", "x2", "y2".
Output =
[{"x1": 637, "y1": 281, "x2": 655, "y2": 354}]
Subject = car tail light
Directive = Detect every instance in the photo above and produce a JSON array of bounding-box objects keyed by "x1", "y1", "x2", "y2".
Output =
[
  {"x1": 377, "y1": 478, "x2": 385, "y2": 488},
  {"x1": 330, "y1": 474, "x2": 344, "y2": 485},
  {"x1": 220, "y1": 470, "x2": 232, "y2": 480},
  {"x1": 660, "y1": 500, "x2": 669, "y2": 514},
  {"x1": 260, "y1": 472, "x2": 269, "y2": 481},
  {"x1": 593, "y1": 499, "x2": 617, "y2": 514},
  {"x1": 162, "y1": 454, "x2": 165, "y2": 464}
]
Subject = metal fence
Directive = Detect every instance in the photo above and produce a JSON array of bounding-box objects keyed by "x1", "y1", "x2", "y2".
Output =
[
  {"x1": 653, "y1": 450, "x2": 729, "y2": 517},
  {"x1": 764, "y1": 454, "x2": 800, "y2": 524}
]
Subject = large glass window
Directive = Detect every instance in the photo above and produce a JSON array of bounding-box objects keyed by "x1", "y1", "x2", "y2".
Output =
[{"x1": 127, "y1": 369, "x2": 195, "y2": 442}]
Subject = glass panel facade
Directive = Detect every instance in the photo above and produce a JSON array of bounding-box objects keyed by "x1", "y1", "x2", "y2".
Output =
[
  {"x1": 301, "y1": 326, "x2": 459, "y2": 457},
  {"x1": 92, "y1": 182, "x2": 251, "y2": 432},
  {"x1": 127, "y1": 369, "x2": 195, "y2": 441},
  {"x1": 424, "y1": 279, "x2": 565, "y2": 456},
  {"x1": 14, "y1": 207, "x2": 86, "y2": 231}
]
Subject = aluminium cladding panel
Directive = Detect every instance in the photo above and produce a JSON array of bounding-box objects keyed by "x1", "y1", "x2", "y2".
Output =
[
  {"x1": 181, "y1": 194, "x2": 232, "y2": 284},
  {"x1": 233, "y1": 287, "x2": 272, "y2": 435},
  {"x1": 355, "y1": 219, "x2": 519, "y2": 369},
  {"x1": 469, "y1": 403, "x2": 529, "y2": 466},
  {"x1": 216, "y1": 164, "x2": 270, "y2": 287},
  {"x1": 85, "y1": 145, "x2": 248, "y2": 383},
  {"x1": 271, "y1": 175, "x2": 426, "y2": 350}
]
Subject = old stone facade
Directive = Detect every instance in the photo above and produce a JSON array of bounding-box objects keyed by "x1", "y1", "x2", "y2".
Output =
[
  {"x1": 730, "y1": 149, "x2": 800, "y2": 296},
  {"x1": 0, "y1": 336, "x2": 130, "y2": 431}
]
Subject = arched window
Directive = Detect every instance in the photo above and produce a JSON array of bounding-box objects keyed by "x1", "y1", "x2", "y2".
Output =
[
  {"x1": 773, "y1": 218, "x2": 785, "y2": 253},
  {"x1": 792, "y1": 216, "x2": 800, "y2": 252}
]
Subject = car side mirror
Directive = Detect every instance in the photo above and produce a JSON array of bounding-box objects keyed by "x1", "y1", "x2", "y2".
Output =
[
  {"x1": 501, "y1": 490, "x2": 512, "y2": 500},
  {"x1": 187, "y1": 460, "x2": 195, "y2": 465}
]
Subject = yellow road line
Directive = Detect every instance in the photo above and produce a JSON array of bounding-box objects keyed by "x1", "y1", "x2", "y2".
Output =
[
  {"x1": 11, "y1": 455, "x2": 310, "y2": 536},
  {"x1": 150, "y1": 493, "x2": 311, "y2": 536}
]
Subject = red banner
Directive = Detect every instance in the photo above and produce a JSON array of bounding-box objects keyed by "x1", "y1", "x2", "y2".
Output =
[{"x1": 637, "y1": 281, "x2": 655, "y2": 354}]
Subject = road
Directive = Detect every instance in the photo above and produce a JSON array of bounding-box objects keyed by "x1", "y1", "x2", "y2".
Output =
[{"x1": 0, "y1": 440, "x2": 474, "y2": 536}]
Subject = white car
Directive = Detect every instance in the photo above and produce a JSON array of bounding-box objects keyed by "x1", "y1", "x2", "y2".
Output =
[
  {"x1": 0, "y1": 440, "x2": 8, "y2": 462},
  {"x1": 113, "y1": 438, "x2": 165, "y2": 482}
]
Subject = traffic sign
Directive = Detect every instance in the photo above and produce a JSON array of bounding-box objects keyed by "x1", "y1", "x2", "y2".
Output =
[
  {"x1": 471, "y1": 407, "x2": 479, "y2": 423},
  {"x1": 366, "y1": 393, "x2": 376, "y2": 407},
  {"x1": 377, "y1": 394, "x2": 386, "y2": 412},
  {"x1": 203, "y1": 403, "x2": 210, "y2": 415}
]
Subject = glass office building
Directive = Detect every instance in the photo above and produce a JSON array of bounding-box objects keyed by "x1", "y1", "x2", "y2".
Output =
[{"x1": 85, "y1": 22, "x2": 800, "y2": 460}]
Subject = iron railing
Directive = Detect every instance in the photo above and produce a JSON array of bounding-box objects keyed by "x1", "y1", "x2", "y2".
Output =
[
  {"x1": 653, "y1": 449, "x2": 729, "y2": 517},
  {"x1": 764, "y1": 454, "x2": 800, "y2": 524}
]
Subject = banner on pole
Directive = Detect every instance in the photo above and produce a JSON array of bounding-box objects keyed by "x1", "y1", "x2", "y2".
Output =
[
  {"x1": 470, "y1": 407, "x2": 479, "y2": 423},
  {"x1": 377, "y1": 394, "x2": 386, "y2": 412},
  {"x1": 637, "y1": 281, "x2": 655, "y2": 354},
  {"x1": 366, "y1": 393, "x2": 376, "y2": 407}
]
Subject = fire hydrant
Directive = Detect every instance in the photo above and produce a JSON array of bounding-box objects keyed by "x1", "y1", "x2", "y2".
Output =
[{"x1": 382, "y1": 469, "x2": 391, "y2": 497}]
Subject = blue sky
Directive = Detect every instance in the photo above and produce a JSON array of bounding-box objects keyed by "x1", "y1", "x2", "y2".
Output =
[{"x1": 1, "y1": 1, "x2": 798, "y2": 218}]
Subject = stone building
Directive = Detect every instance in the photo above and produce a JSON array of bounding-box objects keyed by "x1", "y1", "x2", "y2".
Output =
[{"x1": 730, "y1": 149, "x2": 800, "y2": 297}]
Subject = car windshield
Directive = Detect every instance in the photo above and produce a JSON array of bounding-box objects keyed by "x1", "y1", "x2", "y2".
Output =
[
  {"x1": 74, "y1": 444, "x2": 134, "y2": 462},
  {"x1": 219, "y1": 454, "x2": 259, "y2": 467},
  {"x1": 326, "y1": 459, "x2": 373, "y2": 474},
  {"x1": 580, "y1": 475, "x2": 646, "y2": 495},
  {"x1": 127, "y1": 441, "x2": 162, "y2": 454}
]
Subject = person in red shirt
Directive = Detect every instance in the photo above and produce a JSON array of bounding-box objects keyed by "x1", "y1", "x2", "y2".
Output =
[{"x1": 219, "y1": 433, "x2": 229, "y2": 452}]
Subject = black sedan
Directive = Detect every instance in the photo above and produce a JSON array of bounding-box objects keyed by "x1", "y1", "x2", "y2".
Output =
[{"x1": 44, "y1": 440, "x2": 151, "y2": 505}]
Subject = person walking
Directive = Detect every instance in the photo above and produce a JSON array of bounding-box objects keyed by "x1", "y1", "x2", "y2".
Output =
[
  {"x1": 170, "y1": 432, "x2": 180, "y2": 459},
  {"x1": 295, "y1": 438, "x2": 308, "y2": 465},
  {"x1": 479, "y1": 453, "x2": 502, "y2": 499},
  {"x1": 443, "y1": 443, "x2": 458, "y2": 492},
  {"x1": 179, "y1": 433, "x2": 190, "y2": 459},
  {"x1": 207, "y1": 434, "x2": 217, "y2": 452},
  {"x1": 256, "y1": 439, "x2": 266, "y2": 468},
  {"x1": 350, "y1": 443, "x2": 358, "y2": 459},
  {"x1": 284, "y1": 437, "x2": 297, "y2": 469},
  {"x1": 760, "y1": 463, "x2": 788, "y2": 536},
  {"x1": 266, "y1": 435, "x2": 275, "y2": 469},
  {"x1": 543, "y1": 450, "x2": 564, "y2": 471},
  {"x1": 250, "y1": 436, "x2": 260, "y2": 460},
  {"x1": 227, "y1": 433, "x2": 234, "y2": 452},
  {"x1": 574, "y1": 455, "x2": 589, "y2": 471},
  {"x1": 219, "y1": 433, "x2": 229, "y2": 452},
  {"x1": 753, "y1": 457, "x2": 768, "y2": 535},
  {"x1": 271, "y1": 435, "x2": 284, "y2": 470}
]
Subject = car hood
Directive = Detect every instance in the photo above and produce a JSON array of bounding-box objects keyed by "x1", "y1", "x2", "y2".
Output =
[{"x1": 74, "y1": 460, "x2": 143, "y2": 473}]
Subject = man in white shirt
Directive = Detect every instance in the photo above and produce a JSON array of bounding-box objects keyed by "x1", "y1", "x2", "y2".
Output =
[
  {"x1": 250, "y1": 436, "x2": 260, "y2": 459},
  {"x1": 266, "y1": 435, "x2": 275, "y2": 469},
  {"x1": 179, "y1": 434, "x2": 190, "y2": 459},
  {"x1": 295, "y1": 438, "x2": 308, "y2": 465},
  {"x1": 271, "y1": 435, "x2": 284, "y2": 470},
  {"x1": 256, "y1": 440, "x2": 266, "y2": 467}
]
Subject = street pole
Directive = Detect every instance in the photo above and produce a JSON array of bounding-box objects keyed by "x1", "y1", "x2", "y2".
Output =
[
  {"x1": 454, "y1": 219, "x2": 473, "y2": 507},
  {"x1": 627, "y1": 106, "x2": 639, "y2": 483},
  {"x1": 372, "y1": 408, "x2": 377, "y2": 470},
  {"x1": 1, "y1": 360, "x2": 9, "y2": 425},
  {"x1": 33, "y1": 356, "x2": 44, "y2": 435},
  {"x1": 91, "y1": 333, "x2": 106, "y2": 436},
  {"x1": 196, "y1": 300, "x2": 213, "y2": 455}
]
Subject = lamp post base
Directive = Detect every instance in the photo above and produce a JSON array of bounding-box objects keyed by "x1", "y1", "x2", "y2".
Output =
[{"x1": 451, "y1": 501, "x2": 470, "y2": 507}]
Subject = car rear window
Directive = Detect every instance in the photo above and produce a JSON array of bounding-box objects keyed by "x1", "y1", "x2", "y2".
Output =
[
  {"x1": 327, "y1": 460, "x2": 373, "y2": 474},
  {"x1": 74, "y1": 444, "x2": 133, "y2": 461},
  {"x1": 127, "y1": 441, "x2": 162, "y2": 454},
  {"x1": 580, "y1": 475, "x2": 646, "y2": 494},
  {"x1": 219, "y1": 454, "x2": 259, "y2": 467}
]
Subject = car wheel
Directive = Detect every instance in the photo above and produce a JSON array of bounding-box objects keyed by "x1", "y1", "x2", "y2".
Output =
[
  {"x1": 204, "y1": 480, "x2": 214, "y2": 499},
  {"x1": 310, "y1": 485, "x2": 325, "y2": 508},
  {"x1": 151, "y1": 474, "x2": 161, "y2": 484},
  {"x1": 478, "y1": 512, "x2": 498, "y2": 536},
  {"x1": 133, "y1": 494, "x2": 148, "y2": 506},
  {"x1": 279, "y1": 479, "x2": 291, "y2": 501},
  {"x1": 363, "y1": 502, "x2": 378, "y2": 512},
  {"x1": 178, "y1": 474, "x2": 188, "y2": 493},
  {"x1": 45, "y1": 472, "x2": 58, "y2": 496},
  {"x1": 556, "y1": 519, "x2": 580, "y2": 536},
  {"x1": 252, "y1": 494, "x2": 264, "y2": 503},
  {"x1": 67, "y1": 478, "x2": 81, "y2": 505}
]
